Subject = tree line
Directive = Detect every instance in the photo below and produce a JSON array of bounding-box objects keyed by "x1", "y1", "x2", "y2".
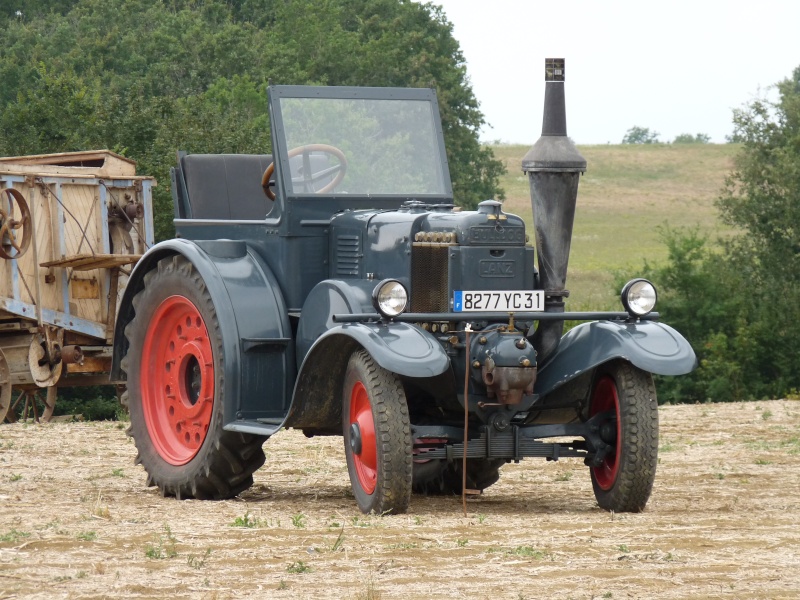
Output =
[
  {"x1": 0, "y1": 0, "x2": 505, "y2": 419},
  {"x1": 0, "y1": 0, "x2": 504, "y2": 241},
  {"x1": 622, "y1": 126, "x2": 711, "y2": 144},
  {"x1": 633, "y1": 66, "x2": 800, "y2": 403}
]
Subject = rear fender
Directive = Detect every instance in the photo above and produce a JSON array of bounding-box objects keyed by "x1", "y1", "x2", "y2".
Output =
[
  {"x1": 111, "y1": 238, "x2": 293, "y2": 425},
  {"x1": 535, "y1": 320, "x2": 697, "y2": 398}
]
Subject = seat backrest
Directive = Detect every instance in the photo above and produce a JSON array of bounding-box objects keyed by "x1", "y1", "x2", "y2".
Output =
[{"x1": 180, "y1": 154, "x2": 273, "y2": 220}]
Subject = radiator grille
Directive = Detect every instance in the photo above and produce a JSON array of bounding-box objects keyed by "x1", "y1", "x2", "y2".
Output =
[
  {"x1": 335, "y1": 233, "x2": 361, "y2": 276},
  {"x1": 410, "y1": 244, "x2": 450, "y2": 312}
]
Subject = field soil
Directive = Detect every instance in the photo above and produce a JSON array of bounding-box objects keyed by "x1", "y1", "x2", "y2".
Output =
[{"x1": 2, "y1": 400, "x2": 799, "y2": 599}]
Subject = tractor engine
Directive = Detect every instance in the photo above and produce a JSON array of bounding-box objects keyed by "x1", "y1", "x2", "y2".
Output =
[{"x1": 329, "y1": 197, "x2": 540, "y2": 412}]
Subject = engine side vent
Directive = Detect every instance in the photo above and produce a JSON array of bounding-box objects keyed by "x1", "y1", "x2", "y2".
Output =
[
  {"x1": 411, "y1": 244, "x2": 450, "y2": 312},
  {"x1": 336, "y1": 233, "x2": 361, "y2": 276}
]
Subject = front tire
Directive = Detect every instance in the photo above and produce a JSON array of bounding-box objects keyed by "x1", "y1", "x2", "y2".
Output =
[
  {"x1": 343, "y1": 349, "x2": 412, "y2": 514},
  {"x1": 589, "y1": 360, "x2": 658, "y2": 512},
  {"x1": 122, "y1": 255, "x2": 266, "y2": 499}
]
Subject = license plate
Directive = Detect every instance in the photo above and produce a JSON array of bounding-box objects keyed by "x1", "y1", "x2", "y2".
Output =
[{"x1": 453, "y1": 290, "x2": 545, "y2": 312}]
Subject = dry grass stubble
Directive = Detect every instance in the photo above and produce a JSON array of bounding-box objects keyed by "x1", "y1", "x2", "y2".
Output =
[{"x1": 1, "y1": 400, "x2": 799, "y2": 599}]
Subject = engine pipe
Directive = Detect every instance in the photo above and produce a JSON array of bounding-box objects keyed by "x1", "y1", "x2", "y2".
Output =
[{"x1": 522, "y1": 58, "x2": 586, "y2": 365}]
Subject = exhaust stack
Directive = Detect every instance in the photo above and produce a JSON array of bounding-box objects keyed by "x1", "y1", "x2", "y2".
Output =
[{"x1": 523, "y1": 58, "x2": 586, "y2": 365}]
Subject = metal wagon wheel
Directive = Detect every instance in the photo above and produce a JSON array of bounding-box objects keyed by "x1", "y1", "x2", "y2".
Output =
[
  {"x1": 4, "y1": 387, "x2": 57, "y2": 423},
  {"x1": 0, "y1": 187, "x2": 32, "y2": 260},
  {"x1": 0, "y1": 350, "x2": 11, "y2": 422}
]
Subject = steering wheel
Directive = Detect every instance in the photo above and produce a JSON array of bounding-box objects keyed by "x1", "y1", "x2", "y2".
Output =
[
  {"x1": 261, "y1": 144, "x2": 347, "y2": 200},
  {"x1": 0, "y1": 188, "x2": 32, "y2": 260}
]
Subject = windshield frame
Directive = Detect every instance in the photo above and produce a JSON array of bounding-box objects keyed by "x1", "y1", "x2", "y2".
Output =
[{"x1": 268, "y1": 85, "x2": 454, "y2": 205}]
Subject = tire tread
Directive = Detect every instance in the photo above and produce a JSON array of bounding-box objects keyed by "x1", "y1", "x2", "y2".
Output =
[
  {"x1": 591, "y1": 360, "x2": 658, "y2": 512},
  {"x1": 344, "y1": 350, "x2": 412, "y2": 514}
]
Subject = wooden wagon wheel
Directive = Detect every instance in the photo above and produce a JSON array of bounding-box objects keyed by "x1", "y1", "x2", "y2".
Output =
[
  {"x1": 4, "y1": 387, "x2": 57, "y2": 423},
  {"x1": 0, "y1": 350, "x2": 11, "y2": 422},
  {"x1": 0, "y1": 187, "x2": 32, "y2": 260}
]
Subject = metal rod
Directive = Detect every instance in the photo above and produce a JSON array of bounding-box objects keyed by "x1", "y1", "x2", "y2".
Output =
[
  {"x1": 462, "y1": 324, "x2": 471, "y2": 517},
  {"x1": 333, "y1": 311, "x2": 659, "y2": 323},
  {"x1": 27, "y1": 186, "x2": 43, "y2": 328}
]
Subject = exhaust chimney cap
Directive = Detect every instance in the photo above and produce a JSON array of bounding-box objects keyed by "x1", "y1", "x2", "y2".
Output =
[
  {"x1": 522, "y1": 58, "x2": 585, "y2": 173},
  {"x1": 545, "y1": 58, "x2": 565, "y2": 82}
]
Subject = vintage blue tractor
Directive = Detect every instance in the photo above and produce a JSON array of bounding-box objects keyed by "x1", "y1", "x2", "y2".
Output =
[{"x1": 112, "y1": 59, "x2": 696, "y2": 514}]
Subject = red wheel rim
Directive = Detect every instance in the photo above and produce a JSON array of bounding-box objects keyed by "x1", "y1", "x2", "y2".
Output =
[
  {"x1": 349, "y1": 381, "x2": 377, "y2": 494},
  {"x1": 590, "y1": 375, "x2": 621, "y2": 491},
  {"x1": 141, "y1": 296, "x2": 214, "y2": 465}
]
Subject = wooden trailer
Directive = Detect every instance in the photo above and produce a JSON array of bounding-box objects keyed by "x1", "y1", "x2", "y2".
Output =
[{"x1": 0, "y1": 150, "x2": 155, "y2": 421}]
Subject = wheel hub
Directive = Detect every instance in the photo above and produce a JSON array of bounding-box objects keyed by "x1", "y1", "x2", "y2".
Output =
[
  {"x1": 599, "y1": 418, "x2": 617, "y2": 444},
  {"x1": 349, "y1": 381, "x2": 377, "y2": 494},
  {"x1": 183, "y1": 355, "x2": 202, "y2": 406},
  {"x1": 589, "y1": 375, "x2": 622, "y2": 491},
  {"x1": 141, "y1": 295, "x2": 214, "y2": 466},
  {"x1": 349, "y1": 422, "x2": 362, "y2": 455}
]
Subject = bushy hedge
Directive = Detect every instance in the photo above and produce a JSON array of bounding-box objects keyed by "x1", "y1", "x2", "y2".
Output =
[{"x1": 627, "y1": 66, "x2": 800, "y2": 403}]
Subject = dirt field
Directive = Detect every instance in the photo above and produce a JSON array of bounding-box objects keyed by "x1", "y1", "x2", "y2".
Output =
[{"x1": 2, "y1": 399, "x2": 799, "y2": 599}]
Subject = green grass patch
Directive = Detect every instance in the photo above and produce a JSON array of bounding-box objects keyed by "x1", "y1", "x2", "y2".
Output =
[
  {"x1": 0, "y1": 529, "x2": 31, "y2": 543},
  {"x1": 286, "y1": 561, "x2": 311, "y2": 574},
  {"x1": 506, "y1": 545, "x2": 552, "y2": 559},
  {"x1": 230, "y1": 511, "x2": 274, "y2": 528},
  {"x1": 145, "y1": 525, "x2": 178, "y2": 559},
  {"x1": 290, "y1": 513, "x2": 306, "y2": 528}
]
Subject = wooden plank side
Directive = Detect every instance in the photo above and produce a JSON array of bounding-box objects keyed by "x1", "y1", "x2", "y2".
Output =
[
  {"x1": 63, "y1": 184, "x2": 103, "y2": 323},
  {"x1": 41, "y1": 254, "x2": 141, "y2": 270},
  {"x1": 2, "y1": 163, "x2": 155, "y2": 338},
  {"x1": 35, "y1": 183, "x2": 62, "y2": 314}
]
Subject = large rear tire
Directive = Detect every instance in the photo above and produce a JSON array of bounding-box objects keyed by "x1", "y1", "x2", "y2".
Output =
[
  {"x1": 343, "y1": 349, "x2": 412, "y2": 514},
  {"x1": 589, "y1": 360, "x2": 658, "y2": 512},
  {"x1": 122, "y1": 255, "x2": 266, "y2": 500}
]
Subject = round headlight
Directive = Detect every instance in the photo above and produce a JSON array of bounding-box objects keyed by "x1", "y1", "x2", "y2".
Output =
[
  {"x1": 372, "y1": 279, "x2": 408, "y2": 318},
  {"x1": 621, "y1": 279, "x2": 657, "y2": 316}
]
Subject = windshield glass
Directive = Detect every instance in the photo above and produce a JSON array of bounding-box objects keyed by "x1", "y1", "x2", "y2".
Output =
[{"x1": 277, "y1": 96, "x2": 448, "y2": 196}]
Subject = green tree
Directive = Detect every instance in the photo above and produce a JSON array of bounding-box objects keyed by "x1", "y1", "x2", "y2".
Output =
[
  {"x1": 719, "y1": 67, "x2": 800, "y2": 277},
  {"x1": 260, "y1": 0, "x2": 503, "y2": 209},
  {"x1": 622, "y1": 126, "x2": 660, "y2": 144},
  {"x1": 0, "y1": 0, "x2": 504, "y2": 243},
  {"x1": 0, "y1": 1, "x2": 78, "y2": 19},
  {"x1": 673, "y1": 133, "x2": 711, "y2": 144},
  {"x1": 636, "y1": 66, "x2": 800, "y2": 402},
  {"x1": 0, "y1": 0, "x2": 506, "y2": 418}
]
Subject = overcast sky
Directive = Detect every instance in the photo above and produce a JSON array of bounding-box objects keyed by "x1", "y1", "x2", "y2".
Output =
[{"x1": 427, "y1": 0, "x2": 800, "y2": 145}]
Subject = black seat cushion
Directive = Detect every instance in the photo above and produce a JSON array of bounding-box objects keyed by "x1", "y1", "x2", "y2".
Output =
[{"x1": 181, "y1": 154, "x2": 274, "y2": 220}]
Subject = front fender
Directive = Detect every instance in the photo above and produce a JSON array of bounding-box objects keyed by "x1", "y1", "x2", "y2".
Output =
[
  {"x1": 295, "y1": 278, "x2": 450, "y2": 377},
  {"x1": 535, "y1": 320, "x2": 697, "y2": 397},
  {"x1": 285, "y1": 322, "x2": 450, "y2": 432},
  {"x1": 317, "y1": 322, "x2": 450, "y2": 379}
]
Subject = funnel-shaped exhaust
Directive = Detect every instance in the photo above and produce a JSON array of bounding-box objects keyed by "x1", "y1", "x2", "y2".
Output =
[{"x1": 523, "y1": 59, "x2": 586, "y2": 365}]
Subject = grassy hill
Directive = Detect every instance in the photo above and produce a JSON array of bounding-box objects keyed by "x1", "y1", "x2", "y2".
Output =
[{"x1": 491, "y1": 143, "x2": 740, "y2": 310}]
